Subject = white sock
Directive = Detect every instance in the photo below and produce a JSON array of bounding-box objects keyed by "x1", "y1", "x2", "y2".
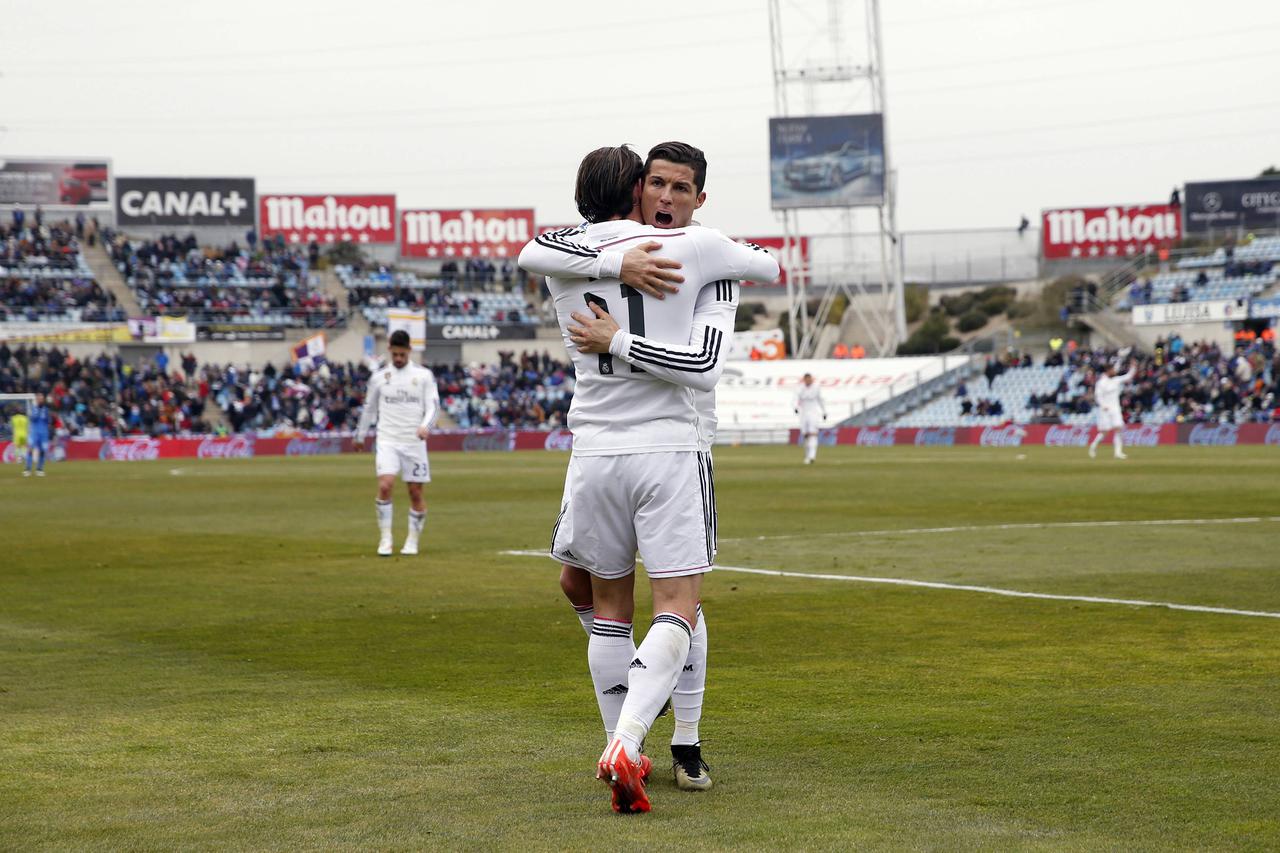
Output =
[
  {"x1": 672, "y1": 604, "x2": 706, "y2": 747},
  {"x1": 588, "y1": 618, "x2": 635, "y2": 742},
  {"x1": 572, "y1": 603, "x2": 595, "y2": 635},
  {"x1": 805, "y1": 435, "x2": 817, "y2": 461},
  {"x1": 1113, "y1": 432, "x2": 1124, "y2": 456},
  {"x1": 614, "y1": 613, "x2": 693, "y2": 759},
  {"x1": 376, "y1": 500, "x2": 393, "y2": 535},
  {"x1": 408, "y1": 508, "x2": 426, "y2": 536}
]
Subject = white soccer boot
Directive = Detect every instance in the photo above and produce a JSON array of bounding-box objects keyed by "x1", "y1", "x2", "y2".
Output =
[
  {"x1": 1115, "y1": 452, "x2": 1128, "y2": 460},
  {"x1": 35, "y1": 470, "x2": 46, "y2": 477},
  {"x1": 400, "y1": 535, "x2": 419, "y2": 556},
  {"x1": 377, "y1": 534, "x2": 393, "y2": 556},
  {"x1": 22, "y1": 470, "x2": 31, "y2": 477}
]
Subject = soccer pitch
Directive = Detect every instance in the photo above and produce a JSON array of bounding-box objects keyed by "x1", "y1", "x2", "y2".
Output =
[{"x1": 2, "y1": 446, "x2": 1278, "y2": 850}]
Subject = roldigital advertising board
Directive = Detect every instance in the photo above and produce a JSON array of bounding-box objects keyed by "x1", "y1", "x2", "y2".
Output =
[
  {"x1": 0, "y1": 157, "x2": 112, "y2": 208},
  {"x1": 769, "y1": 114, "x2": 885, "y2": 209}
]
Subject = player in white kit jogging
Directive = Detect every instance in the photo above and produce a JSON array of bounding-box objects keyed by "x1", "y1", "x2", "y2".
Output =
[
  {"x1": 521, "y1": 144, "x2": 777, "y2": 813},
  {"x1": 354, "y1": 329, "x2": 440, "y2": 555},
  {"x1": 794, "y1": 373, "x2": 828, "y2": 464},
  {"x1": 1088, "y1": 359, "x2": 1135, "y2": 459}
]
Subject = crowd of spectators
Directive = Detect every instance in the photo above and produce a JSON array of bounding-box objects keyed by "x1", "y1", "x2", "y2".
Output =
[
  {"x1": 0, "y1": 343, "x2": 209, "y2": 438},
  {"x1": 434, "y1": 350, "x2": 573, "y2": 429},
  {"x1": 102, "y1": 230, "x2": 340, "y2": 323},
  {"x1": 0, "y1": 345, "x2": 579, "y2": 439},
  {"x1": 1019, "y1": 336, "x2": 1279, "y2": 424},
  {"x1": 204, "y1": 359, "x2": 366, "y2": 433},
  {"x1": 1, "y1": 214, "x2": 123, "y2": 322}
]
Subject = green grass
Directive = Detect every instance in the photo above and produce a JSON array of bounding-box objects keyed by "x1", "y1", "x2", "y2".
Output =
[{"x1": 1, "y1": 446, "x2": 1278, "y2": 850}]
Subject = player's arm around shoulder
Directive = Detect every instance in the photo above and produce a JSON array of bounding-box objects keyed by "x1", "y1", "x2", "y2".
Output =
[{"x1": 690, "y1": 226, "x2": 781, "y2": 284}]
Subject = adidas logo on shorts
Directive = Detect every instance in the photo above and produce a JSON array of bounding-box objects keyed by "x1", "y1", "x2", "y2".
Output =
[
  {"x1": 602, "y1": 684, "x2": 628, "y2": 696},
  {"x1": 629, "y1": 658, "x2": 646, "y2": 670}
]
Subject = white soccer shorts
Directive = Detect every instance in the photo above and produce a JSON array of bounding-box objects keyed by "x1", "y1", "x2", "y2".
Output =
[
  {"x1": 799, "y1": 415, "x2": 821, "y2": 435},
  {"x1": 1096, "y1": 407, "x2": 1124, "y2": 432},
  {"x1": 375, "y1": 441, "x2": 431, "y2": 483},
  {"x1": 550, "y1": 451, "x2": 716, "y2": 580}
]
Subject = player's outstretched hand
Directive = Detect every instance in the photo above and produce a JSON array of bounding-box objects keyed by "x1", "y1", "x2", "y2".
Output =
[
  {"x1": 568, "y1": 302, "x2": 621, "y2": 354},
  {"x1": 620, "y1": 241, "x2": 683, "y2": 300},
  {"x1": 354, "y1": 437, "x2": 366, "y2": 452}
]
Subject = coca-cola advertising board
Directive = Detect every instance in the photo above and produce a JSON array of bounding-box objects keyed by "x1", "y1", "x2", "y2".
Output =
[
  {"x1": 259, "y1": 194, "x2": 396, "y2": 244},
  {"x1": 733, "y1": 236, "x2": 808, "y2": 286},
  {"x1": 8, "y1": 424, "x2": 1279, "y2": 466},
  {"x1": 401, "y1": 209, "x2": 534, "y2": 258},
  {"x1": 1041, "y1": 204, "x2": 1180, "y2": 260}
]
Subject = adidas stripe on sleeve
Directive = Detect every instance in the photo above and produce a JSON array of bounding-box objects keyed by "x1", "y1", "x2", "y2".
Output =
[
  {"x1": 518, "y1": 226, "x2": 624, "y2": 280},
  {"x1": 608, "y1": 279, "x2": 740, "y2": 393}
]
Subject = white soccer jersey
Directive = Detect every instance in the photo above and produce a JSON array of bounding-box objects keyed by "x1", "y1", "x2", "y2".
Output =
[
  {"x1": 795, "y1": 385, "x2": 827, "y2": 418},
  {"x1": 355, "y1": 361, "x2": 439, "y2": 445},
  {"x1": 520, "y1": 222, "x2": 777, "y2": 455},
  {"x1": 1094, "y1": 370, "x2": 1133, "y2": 412}
]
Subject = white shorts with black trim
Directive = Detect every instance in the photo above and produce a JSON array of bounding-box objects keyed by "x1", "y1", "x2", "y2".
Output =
[
  {"x1": 1096, "y1": 406, "x2": 1124, "y2": 432},
  {"x1": 551, "y1": 450, "x2": 716, "y2": 580},
  {"x1": 375, "y1": 440, "x2": 431, "y2": 483}
]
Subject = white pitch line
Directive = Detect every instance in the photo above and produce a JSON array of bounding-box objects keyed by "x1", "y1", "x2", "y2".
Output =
[
  {"x1": 497, "y1": 550, "x2": 1280, "y2": 620},
  {"x1": 718, "y1": 516, "x2": 1280, "y2": 544}
]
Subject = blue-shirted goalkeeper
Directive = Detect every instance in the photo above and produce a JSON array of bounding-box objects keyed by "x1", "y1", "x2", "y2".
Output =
[{"x1": 25, "y1": 393, "x2": 52, "y2": 478}]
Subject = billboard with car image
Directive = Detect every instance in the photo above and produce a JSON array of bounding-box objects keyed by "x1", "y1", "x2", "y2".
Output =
[{"x1": 769, "y1": 114, "x2": 884, "y2": 209}]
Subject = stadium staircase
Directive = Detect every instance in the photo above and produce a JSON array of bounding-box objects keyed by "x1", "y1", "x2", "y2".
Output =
[
  {"x1": 83, "y1": 242, "x2": 144, "y2": 317},
  {"x1": 1073, "y1": 254, "x2": 1149, "y2": 348}
]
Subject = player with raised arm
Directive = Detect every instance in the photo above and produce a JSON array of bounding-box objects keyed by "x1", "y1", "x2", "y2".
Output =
[
  {"x1": 520, "y1": 144, "x2": 777, "y2": 814},
  {"x1": 794, "y1": 373, "x2": 828, "y2": 465},
  {"x1": 1088, "y1": 359, "x2": 1136, "y2": 459},
  {"x1": 25, "y1": 393, "x2": 51, "y2": 478},
  {"x1": 354, "y1": 330, "x2": 440, "y2": 556}
]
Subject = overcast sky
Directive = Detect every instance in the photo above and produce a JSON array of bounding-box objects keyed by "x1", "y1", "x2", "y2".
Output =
[{"x1": 4, "y1": 0, "x2": 1277, "y2": 237}]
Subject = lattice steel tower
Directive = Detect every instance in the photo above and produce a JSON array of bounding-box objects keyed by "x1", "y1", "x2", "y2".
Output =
[{"x1": 768, "y1": 0, "x2": 906, "y2": 357}]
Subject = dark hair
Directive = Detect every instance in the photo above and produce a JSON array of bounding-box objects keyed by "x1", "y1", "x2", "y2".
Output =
[
  {"x1": 575, "y1": 145, "x2": 644, "y2": 223},
  {"x1": 645, "y1": 141, "x2": 708, "y2": 193},
  {"x1": 389, "y1": 329, "x2": 411, "y2": 348}
]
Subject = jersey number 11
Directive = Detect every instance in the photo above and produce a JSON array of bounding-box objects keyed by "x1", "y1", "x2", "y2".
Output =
[{"x1": 585, "y1": 286, "x2": 646, "y2": 375}]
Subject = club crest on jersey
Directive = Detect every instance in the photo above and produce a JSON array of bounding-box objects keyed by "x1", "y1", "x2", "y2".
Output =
[{"x1": 384, "y1": 371, "x2": 391, "y2": 381}]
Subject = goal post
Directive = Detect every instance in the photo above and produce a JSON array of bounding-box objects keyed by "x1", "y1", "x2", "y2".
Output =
[{"x1": 0, "y1": 393, "x2": 36, "y2": 442}]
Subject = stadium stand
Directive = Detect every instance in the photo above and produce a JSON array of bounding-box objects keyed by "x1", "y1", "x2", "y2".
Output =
[
  {"x1": 0, "y1": 345, "x2": 576, "y2": 437},
  {"x1": 102, "y1": 229, "x2": 342, "y2": 327},
  {"x1": 434, "y1": 351, "x2": 573, "y2": 429},
  {"x1": 1, "y1": 219, "x2": 124, "y2": 322},
  {"x1": 1125, "y1": 235, "x2": 1280, "y2": 306},
  {"x1": 895, "y1": 338, "x2": 1279, "y2": 427},
  {"x1": 337, "y1": 264, "x2": 537, "y2": 328}
]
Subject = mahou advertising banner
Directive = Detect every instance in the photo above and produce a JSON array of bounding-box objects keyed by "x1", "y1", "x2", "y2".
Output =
[
  {"x1": 1041, "y1": 204, "x2": 1180, "y2": 260},
  {"x1": 259, "y1": 194, "x2": 396, "y2": 244},
  {"x1": 733, "y1": 236, "x2": 808, "y2": 286},
  {"x1": 401, "y1": 208, "x2": 535, "y2": 258}
]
